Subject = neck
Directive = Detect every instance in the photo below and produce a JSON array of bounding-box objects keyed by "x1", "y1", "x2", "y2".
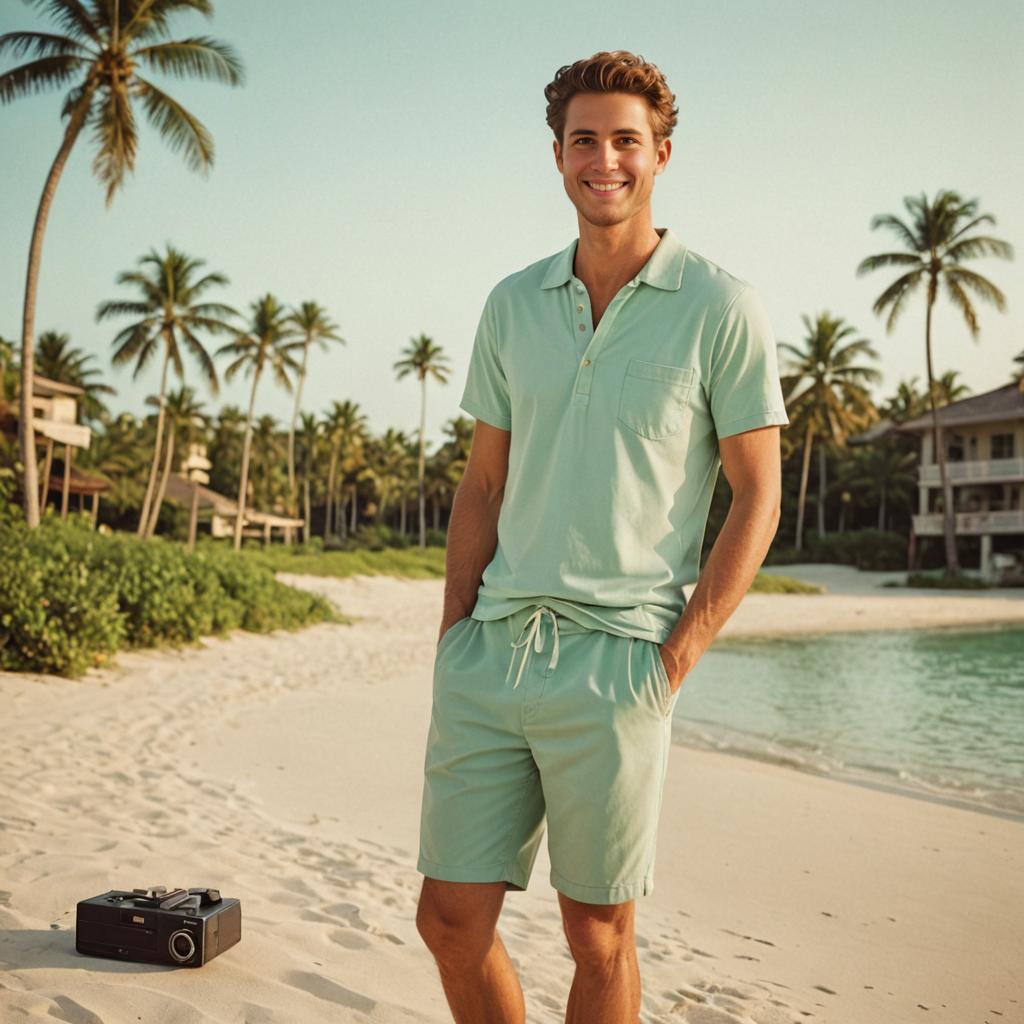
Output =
[{"x1": 573, "y1": 215, "x2": 662, "y2": 294}]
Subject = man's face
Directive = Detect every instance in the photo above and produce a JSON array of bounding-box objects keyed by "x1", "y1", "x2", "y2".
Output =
[{"x1": 553, "y1": 91, "x2": 671, "y2": 229}]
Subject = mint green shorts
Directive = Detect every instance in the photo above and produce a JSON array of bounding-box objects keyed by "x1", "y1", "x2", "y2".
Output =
[{"x1": 417, "y1": 604, "x2": 680, "y2": 905}]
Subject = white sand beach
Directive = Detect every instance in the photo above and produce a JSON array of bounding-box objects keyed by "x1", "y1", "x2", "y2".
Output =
[{"x1": 1, "y1": 566, "x2": 1022, "y2": 1023}]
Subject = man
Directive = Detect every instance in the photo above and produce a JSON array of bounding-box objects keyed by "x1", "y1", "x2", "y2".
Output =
[{"x1": 415, "y1": 50, "x2": 789, "y2": 1023}]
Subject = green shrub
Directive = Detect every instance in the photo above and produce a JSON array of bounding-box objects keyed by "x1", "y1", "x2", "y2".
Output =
[
  {"x1": 0, "y1": 508, "x2": 336, "y2": 677},
  {"x1": 902, "y1": 571, "x2": 993, "y2": 590},
  {"x1": 767, "y1": 529, "x2": 907, "y2": 571},
  {"x1": 0, "y1": 514, "x2": 123, "y2": 675}
]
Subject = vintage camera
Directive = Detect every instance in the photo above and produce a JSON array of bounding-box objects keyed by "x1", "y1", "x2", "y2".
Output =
[{"x1": 75, "y1": 885, "x2": 241, "y2": 967}]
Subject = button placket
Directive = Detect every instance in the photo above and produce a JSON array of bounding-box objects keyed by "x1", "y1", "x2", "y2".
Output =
[{"x1": 570, "y1": 282, "x2": 637, "y2": 404}]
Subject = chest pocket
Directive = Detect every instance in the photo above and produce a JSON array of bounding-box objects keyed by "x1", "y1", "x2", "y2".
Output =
[{"x1": 617, "y1": 359, "x2": 697, "y2": 440}]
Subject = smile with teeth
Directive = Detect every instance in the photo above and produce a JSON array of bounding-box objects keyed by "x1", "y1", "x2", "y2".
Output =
[{"x1": 585, "y1": 181, "x2": 628, "y2": 192}]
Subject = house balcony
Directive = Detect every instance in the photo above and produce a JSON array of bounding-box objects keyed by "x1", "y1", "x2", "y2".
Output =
[
  {"x1": 918, "y1": 457, "x2": 1024, "y2": 486},
  {"x1": 913, "y1": 509, "x2": 1024, "y2": 536}
]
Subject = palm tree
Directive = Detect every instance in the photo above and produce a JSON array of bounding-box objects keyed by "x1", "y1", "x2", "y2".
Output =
[
  {"x1": 251, "y1": 413, "x2": 284, "y2": 512},
  {"x1": 295, "y1": 411, "x2": 322, "y2": 544},
  {"x1": 207, "y1": 404, "x2": 245, "y2": 497},
  {"x1": 284, "y1": 302, "x2": 344, "y2": 517},
  {"x1": 35, "y1": 330, "x2": 117, "y2": 422},
  {"x1": 98, "y1": 245, "x2": 235, "y2": 536},
  {"x1": 145, "y1": 383, "x2": 206, "y2": 534},
  {"x1": 0, "y1": 0, "x2": 244, "y2": 527},
  {"x1": 217, "y1": 294, "x2": 299, "y2": 551},
  {"x1": 393, "y1": 333, "x2": 452, "y2": 547},
  {"x1": 856, "y1": 189, "x2": 1013, "y2": 574},
  {"x1": 778, "y1": 312, "x2": 881, "y2": 551},
  {"x1": 321, "y1": 400, "x2": 361, "y2": 540},
  {"x1": 838, "y1": 444, "x2": 917, "y2": 533},
  {"x1": 76, "y1": 410, "x2": 145, "y2": 514},
  {"x1": 1012, "y1": 350, "x2": 1024, "y2": 386}
]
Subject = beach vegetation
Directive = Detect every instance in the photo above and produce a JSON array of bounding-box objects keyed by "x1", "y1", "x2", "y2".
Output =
[
  {"x1": 216, "y1": 294, "x2": 301, "y2": 551},
  {"x1": 394, "y1": 334, "x2": 454, "y2": 549},
  {"x1": 747, "y1": 573, "x2": 824, "y2": 595},
  {"x1": 0, "y1": 0, "x2": 244, "y2": 528},
  {"x1": 778, "y1": 313, "x2": 882, "y2": 553},
  {"x1": 766, "y1": 528, "x2": 908, "y2": 572},
  {"x1": 283, "y1": 303, "x2": 345, "y2": 522},
  {"x1": 0, "y1": 489, "x2": 335, "y2": 678},
  {"x1": 98, "y1": 244, "x2": 237, "y2": 537},
  {"x1": 857, "y1": 189, "x2": 1014, "y2": 576}
]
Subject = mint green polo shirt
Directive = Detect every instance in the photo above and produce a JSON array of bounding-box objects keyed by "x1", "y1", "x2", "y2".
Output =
[{"x1": 459, "y1": 227, "x2": 789, "y2": 643}]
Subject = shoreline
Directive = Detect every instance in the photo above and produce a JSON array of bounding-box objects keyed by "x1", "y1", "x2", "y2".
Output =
[{"x1": 1, "y1": 567, "x2": 1021, "y2": 1022}]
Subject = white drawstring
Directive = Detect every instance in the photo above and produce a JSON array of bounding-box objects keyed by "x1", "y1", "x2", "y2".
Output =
[{"x1": 505, "y1": 606, "x2": 560, "y2": 690}]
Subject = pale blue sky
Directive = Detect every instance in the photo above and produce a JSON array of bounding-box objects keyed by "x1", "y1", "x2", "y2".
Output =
[{"x1": 2, "y1": 0, "x2": 1021, "y2": 448}]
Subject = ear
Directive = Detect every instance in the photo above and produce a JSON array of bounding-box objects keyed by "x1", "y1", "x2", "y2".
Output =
[
  {"x1": 654, "y1": 137, "x2": 671, "y2": 176},
  {"x1": 553, "y1": 136, "x2": 563, "y2": 174}
]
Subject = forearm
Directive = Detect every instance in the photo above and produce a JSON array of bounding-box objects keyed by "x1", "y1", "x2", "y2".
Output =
[
  {"x1": 661, "y1": 491, "x2": 782, "y2": 680},
  {"x1": 440, "y1": 477, "x2": 503, "y2": 636}
]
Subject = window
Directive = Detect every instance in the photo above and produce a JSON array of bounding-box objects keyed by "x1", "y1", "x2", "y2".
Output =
[{"x1": 991, "y1": 433, "x2": 1015, "y2": 459}]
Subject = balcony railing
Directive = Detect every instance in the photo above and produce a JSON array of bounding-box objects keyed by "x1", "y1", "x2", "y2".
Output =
[
  {"x1": 918, "y1": 457, "x2": 1024, "y2": 485},
  {"x1": 913, "y1": 509, "x2": 1024, "y2": 536}
]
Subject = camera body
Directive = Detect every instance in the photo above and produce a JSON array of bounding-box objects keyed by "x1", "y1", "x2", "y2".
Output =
[{"x1": 75, "y1": 886, "x2": 241, "y2": 967}]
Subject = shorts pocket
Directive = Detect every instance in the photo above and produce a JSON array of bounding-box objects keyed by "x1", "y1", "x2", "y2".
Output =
[
  {"x1": 650, "y1": 641, "x2": 675, "y2": 718},
  {"x1": 436, "y1": 615, "x2": 472, "y2": 657},
  {"x1": 617, "y1": 359, "x2": 696, "y2": 440}
]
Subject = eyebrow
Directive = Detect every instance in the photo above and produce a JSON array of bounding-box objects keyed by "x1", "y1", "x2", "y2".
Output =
[{"x1": 568, "y1": 128, "x2": 645, "y2": 137}]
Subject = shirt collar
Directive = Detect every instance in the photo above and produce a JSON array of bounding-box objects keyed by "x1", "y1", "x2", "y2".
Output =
[{"x1": 539, "y1": 227, "x2": 686, "y2": 291}]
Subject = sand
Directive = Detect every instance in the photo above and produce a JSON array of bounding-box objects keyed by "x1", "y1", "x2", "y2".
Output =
[{"x1": 1, "y1": 565, "x2": 1022, "y2": 1023}]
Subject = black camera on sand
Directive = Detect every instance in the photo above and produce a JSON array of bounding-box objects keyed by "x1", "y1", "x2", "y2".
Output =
[{"x1": 76, "y1": 886, "x2": 241, "y2": 967}]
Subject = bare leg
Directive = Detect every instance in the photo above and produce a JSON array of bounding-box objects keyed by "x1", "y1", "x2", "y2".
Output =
[
  {"x1": 558, "y1": 891, "x2": 640, "y2": 1024},
  {"x1": 416, "y1": 878, "x2": 526, "y2": 1024}
]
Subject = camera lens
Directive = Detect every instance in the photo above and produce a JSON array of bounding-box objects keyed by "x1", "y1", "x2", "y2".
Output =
[{"x1": 168, "y1": 929, "x2": 196, "y2": 963}]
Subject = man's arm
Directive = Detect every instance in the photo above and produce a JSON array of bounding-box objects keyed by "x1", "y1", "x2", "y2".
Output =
[
  {"x1": 438, "y1": 419, "x2": 510, "y2": 643},
  {"x1": 658, "y1": 424, "x2": 784, "y2": 688}
]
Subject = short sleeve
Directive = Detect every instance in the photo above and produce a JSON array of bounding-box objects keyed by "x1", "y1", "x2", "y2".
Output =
[
  {"x1": 707, "y1": 285, "x2": 790, "y2": 439},
  {"x1": 459, "y1": 291, "x2": 512, "y2": 431}
]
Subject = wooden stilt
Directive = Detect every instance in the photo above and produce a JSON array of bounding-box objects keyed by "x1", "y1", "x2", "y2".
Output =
[{"x1": 60, "y1": 444, "x2": 73, "y2": 519}]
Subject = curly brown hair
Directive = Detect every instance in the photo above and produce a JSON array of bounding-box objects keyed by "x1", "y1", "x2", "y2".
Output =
[{"x1": 544, "y1": 50, "x2": 679, "y2": 147}]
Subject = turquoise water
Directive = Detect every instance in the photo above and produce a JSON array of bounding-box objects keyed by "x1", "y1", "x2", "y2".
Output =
[{"x1": 671, "y1": 625, "x2": 1024, "y2": 819}]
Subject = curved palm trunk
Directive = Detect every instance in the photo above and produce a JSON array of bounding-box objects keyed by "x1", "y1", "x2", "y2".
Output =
[
  {"x1": 233, "y1": 368, "x2": 262, "y2": 552},
  {"x1": 146, "y1": 425, "x2": 176, "y2": 537},
  {"x1": 418, "y1": 373, "x2": 427, "y2": 548},
  {"x1": 18, "y1": 87, "x2": 96, "y2": 528},
  {"x1": 794, "y1": 420, "x2": 814, "y2": 552},
  {"x1": 925, "y1": 292, "x2": 960, "y2": 574},
  {"x1": 349, "y1": 483, "x2": 357, "y2": 534},
  {"x1": 287, "y1": 340, "x2": 310, "y2": 517},
  {"x1": 323, "y1": 447, "x2": 338, "y2": 541},
  {"x1": 137, "y1": 346, "x2": 172, "y2": 536}
]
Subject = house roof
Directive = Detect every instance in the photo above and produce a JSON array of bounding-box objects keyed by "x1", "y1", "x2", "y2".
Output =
[
  {"x1": 33, "y1": 374, "x2": 85, "y2": 397},
  {"x1": 847, "y1": 417, "x2": 898, "y2": 445},
  {"x1": 162, "y1": 473, "x2": 304, "y2": 528},
  {"x1": 892, "y1": 381, "x2": 1024, "y2": 433}
]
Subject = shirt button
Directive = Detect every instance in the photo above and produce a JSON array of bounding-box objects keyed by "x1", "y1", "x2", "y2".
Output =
[
  {"x1": 575, "y1": 283, "x2": 584, "y2": 293},
  {"x1": 576, "y1": 304, "x2": 584, "y2": 313},
  {"x1": 582, "y1": 358, "x2": 591, "y2": 366},
  {"x1": 578, "y1": 323, "x2": 586, "y2": 331}
]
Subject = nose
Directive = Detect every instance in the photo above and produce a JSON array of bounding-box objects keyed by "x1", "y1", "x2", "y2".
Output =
[{"x1": 588, "y1": 140, "x2": 619, "y2": 174}]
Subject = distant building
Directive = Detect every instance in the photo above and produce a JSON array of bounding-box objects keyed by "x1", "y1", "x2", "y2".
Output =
[
  {"x1": 0, "y1": 374, "x2": 109, "y2": 519},
  {"x1": 892, "y1": 381, "x2": 1024, "y2": 578}
]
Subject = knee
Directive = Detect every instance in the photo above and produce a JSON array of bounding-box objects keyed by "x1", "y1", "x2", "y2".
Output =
[
  {"x1": 416, "y1": 889, "x2": 495, "y2": 967},
  {"x1": 562, "y1": 905, "x2": 635, "y2": 973}
]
